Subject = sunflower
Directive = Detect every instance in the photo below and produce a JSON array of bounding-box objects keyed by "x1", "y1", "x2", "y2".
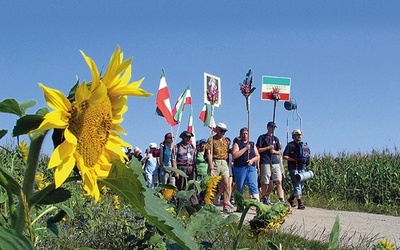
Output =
[
  {"x1": 18, "y1": 140, "x2": 29, "y2": 164},
  {"x1": 37, "y1": 46, "x2": 152, "y2": 201},
  {"x1": 203, "y1": 175, "x2": 222, "y2": 205}
]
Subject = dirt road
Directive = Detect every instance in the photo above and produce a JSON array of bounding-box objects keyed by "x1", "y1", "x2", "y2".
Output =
[{"x1": 240, "y1": 206, "x2": 400, "y2": 248}]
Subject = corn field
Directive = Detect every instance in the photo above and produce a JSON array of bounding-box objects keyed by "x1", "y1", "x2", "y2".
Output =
[{"x1": 285, "y1": 148, "x2": 400, "y2": 210}]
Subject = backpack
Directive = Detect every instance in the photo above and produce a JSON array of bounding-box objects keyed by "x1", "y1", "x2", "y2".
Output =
[{"x1": 298, "y1": 142, "x2": 310, "y2": 165}]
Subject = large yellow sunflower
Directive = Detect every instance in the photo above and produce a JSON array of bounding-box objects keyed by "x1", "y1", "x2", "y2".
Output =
[{"x1": 37, "y1": 46, "x2": 152, "y2": 201}]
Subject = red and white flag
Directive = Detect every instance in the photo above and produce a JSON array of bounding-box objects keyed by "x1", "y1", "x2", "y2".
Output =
[
  {"x1": 172, "y1": 86, "x2": 192, "y2": 123},
  {"x1": 156, "y1": 69, "x2": 177, "y2": 126},
  {"x1": 199, "y1": 103, "x2": 216, "y2": 128},
  {"x1": 187, "y1": 108, "x2": 196, "y2": 146}
]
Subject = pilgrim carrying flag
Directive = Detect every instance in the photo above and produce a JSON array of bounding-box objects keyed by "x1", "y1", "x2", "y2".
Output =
[
  {"x1": 156, "y1": 69, "x2": 178, "y2": 126},
  {"x1": 172, "y1": 86, "x2": 192, "y2": 123},
  {"x1": 187, "y1": 107, "x2": 196, "y2": 146},
  {"x1": 199, "y1": 103, "x2": 216, "y2": 128}
]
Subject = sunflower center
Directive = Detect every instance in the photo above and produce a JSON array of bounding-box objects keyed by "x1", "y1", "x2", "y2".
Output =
[{"x1": 69, "y1": 98, "x2": 112, "y2": 168}]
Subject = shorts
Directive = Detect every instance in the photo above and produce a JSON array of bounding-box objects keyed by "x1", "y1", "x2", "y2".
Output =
[
  {"x1": 211, "y1": 159, "x2": 230, "y2": 178},
  {"x1": 260, "y1": 163, "x2": 282, "y2": 184}
]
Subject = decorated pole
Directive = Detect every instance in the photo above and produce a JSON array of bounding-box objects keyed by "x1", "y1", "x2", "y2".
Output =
[
  {"x1": 204, "y1": 73, "x2": 221, "y2": 157},
  {"x1": 239, "y1": 70, "x2": 256, "y2": 160}
]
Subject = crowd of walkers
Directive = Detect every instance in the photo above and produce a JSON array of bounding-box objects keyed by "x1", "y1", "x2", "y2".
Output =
[{"x1": 125, "y1": 121, "x2": 311, "y2": 213}]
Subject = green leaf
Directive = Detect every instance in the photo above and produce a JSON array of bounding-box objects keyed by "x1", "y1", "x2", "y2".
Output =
[
  {"x1": 29, "y1": 176, "x2": 79, "y2": 208},
  {"x1": 249, "y1": 87, "x2": 256, "y2": 94},
  {"x1": 0, "y1": 99, "x2": 23, "y2": 117},
  {"x1": 176, "y1": 189, "x2": 195, "y2": 201},
  {"x1": 0, "y1": 227, "x2": 34, "y2": 249},
  {"x1": 18, "y1": 100, "x2": 37, "y2": 116},
  {"x1": 0, "y1": 166, "x2": 22, "y2": 196},
  {"x1": 57, "y1": 204, "x2": 74, "y2": 220},
  {"x1": 328, "y1": 215, "x2": 340, "y2": 250},
  {"x1": 13, "y1": 115, "x2": 44, "y2": 136},
  {"x1": 47, "y1": 220, "x2": 62, "y2": 238},
  {"x1": 99, "y1": 160, "x2": 199, "y2": 250},
  {"x1": 186, "y1": 204, "x2": 238, "y2": 235},
  {"x1": 34, "y1": 187, "x2": 71, "y2": 205},
  {"x1": 0, "y1": 129, "x2": 7, "y2": 140}
]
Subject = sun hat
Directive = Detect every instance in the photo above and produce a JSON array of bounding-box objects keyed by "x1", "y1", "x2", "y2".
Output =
[
  {"x1": 292, "y1": 129, "x2": 302, "y2": 135},
  {"x1": 149, "y1": 142, "x2": 157, "y2": 148},
  {"x1": 133, "y1": 147, "x2": 141, "y2": 154},
  {"x1": 216, "y1": 122, "x2": 228, "y2": 131},
  {"x1": 179, "y1": 130, "x2": 193, "y2": 139}
]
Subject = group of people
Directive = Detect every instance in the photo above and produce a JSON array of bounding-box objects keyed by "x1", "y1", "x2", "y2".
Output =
[{"x1": 127, "y1": 121, "x2": 311, "y2": 213}]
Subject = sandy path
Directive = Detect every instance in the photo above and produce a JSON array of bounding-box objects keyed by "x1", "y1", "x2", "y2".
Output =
[{"x1": 237, "y1": 206, "x2": 400, "y2": 248}]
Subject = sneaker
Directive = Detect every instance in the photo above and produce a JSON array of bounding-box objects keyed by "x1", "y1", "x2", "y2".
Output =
[
  {"x1": 298, "y1": 204, "x2": 305, "y2": 210},
  {"x1": 288, "y1": 197, "x2": 296, "y2": 207},
  {"x1": 223, "y1": 206, "x2": 233, "y2": 214},
  {"x1": 228, "y1": 201, "x2": 235, "y2": 209},
  {"x1": 262, "y1": 197, "x2": 273, "y2": 206},
  {"x1": 214, "y1": 195, "x2": 222, "y2": 205}
]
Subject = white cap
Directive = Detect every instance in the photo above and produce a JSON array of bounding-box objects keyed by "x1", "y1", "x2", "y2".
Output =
[
  {"x1": 133, "y1": 147, "x2": 141, "y2": 154},
  {"x1": 292, "y1": 129, "x2": 302, "y2": 135},
  {"x1": 217, "y1": 122, "x2": 228, "y2": 131},
  {"x1": 149, "y1": 142, "x2": 157, "y2": 148}
]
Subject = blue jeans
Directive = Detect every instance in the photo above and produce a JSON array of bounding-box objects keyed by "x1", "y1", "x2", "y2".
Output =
[
  {"x1": 289, "y1": 169, "x2": 305, "y2": 196},
  {"x1": 233, "y1": 166, "x2": 259, "y2": 195}
]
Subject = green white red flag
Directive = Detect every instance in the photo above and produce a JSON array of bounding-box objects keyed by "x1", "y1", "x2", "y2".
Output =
[
  {"x1": 187, "y1": 107, "x2": 196, "y2": 146},
  {"x1": 172, "y1": 86, "x2": 192, "y2": 123},
  {"x1": 155, "y1": 69, "x2": 178, "y2": 126},
  {"x1": 199, "y1": 103, "x2": 215, "y2": 128}
]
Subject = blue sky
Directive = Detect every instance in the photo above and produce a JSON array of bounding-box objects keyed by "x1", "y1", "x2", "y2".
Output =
[{"x1": 1, "y1": 1, "x2": 400, "y2": 155}]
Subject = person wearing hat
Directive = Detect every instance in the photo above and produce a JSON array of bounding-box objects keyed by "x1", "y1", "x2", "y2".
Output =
[
  {"x1": 171, "y1": 130, "x2": 199, "y2": 206},
  {"x1": 133, "y1": 147, "x2": 143, "y2": 161},
  {"x1": 283, "y1": 129, "x2": 310, "y2": 210},
  {"x1": 206, "y1": 122, "x2": 232, "y2": 213},
  {"x1": 141, "y1": 142, "x2": 159, "y2": 188},
  {"x1": 256, "y1": 121, "x2": 284, "y2": 205},
  {"x1": 159, "y1": 132, "x2": 175, "y2": 185}
]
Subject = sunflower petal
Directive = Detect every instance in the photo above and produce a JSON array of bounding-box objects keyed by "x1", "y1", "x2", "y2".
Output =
[{"x1": 39, "y1": 83, "x2": 71, "y2": 112}]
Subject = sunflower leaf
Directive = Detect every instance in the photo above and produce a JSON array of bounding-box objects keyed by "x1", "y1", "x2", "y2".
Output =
[
  {"x1": 99, "y1": 160, "x2": 199, "y2": 250},
  {"x1": 186, "y1": 204, "x2": 238, "y2": 235},
  {"x1": 0, "y1": 227, "x2": 34, "y2": 250},
  {"x1": 13, "y1": 115, "x2": 44, "y2": 137},
  {"x1": 0, "y1": 165, "x2": 22, "y2": 196},
  {"x1": 0, "y1": 129, "x2": 7, "y2": 140},
  {"x1": 328, "y1": 215, "x2": 340, "y2": 250},
  {"x1": 33, "y1": 187, "x2": 72, "y2": 205},
  {"x1": 29, "y1": 176, "x2": 79, "y2": 208},
  {"x1": 18, "y1": 100, "x2": 37, "y2": 116},
  {"x1": 0, "y1": 99, "x2": 23, "y2": 117}
]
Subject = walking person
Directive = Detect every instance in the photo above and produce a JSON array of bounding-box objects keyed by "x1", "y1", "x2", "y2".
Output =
[
  {"x1": 195, "y1": 139, "x2": 209, "y2": 181},
  {"x1": 256, "y1": 121, "x2": 285, "y2": 205},
  {"x1": 206, "y1": 122, "x2": 232, "y2": 213},
  {"x1": 159, "y1": 132, "x2": 175, "y2": 185},
  {"x1": 142, "y1": 143, "x2": 159, "y2": 188},
  {"x1": 283, "y1": 129, "x2": 311, "y2": 210},
  {"x1": 171, "y1": 131, "x2": 199, "y2": 206},
  {"x1": 231, "y1": 127, "x2": 260, "y2": 201}
]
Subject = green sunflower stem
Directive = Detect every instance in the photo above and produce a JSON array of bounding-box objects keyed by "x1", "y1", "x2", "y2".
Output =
[
  {"x1": 15, "y1": 131, "x2": 46, "y2": 234},
  {"x1": 233, "y1": 205, "x2": 251, "y2": 250}
]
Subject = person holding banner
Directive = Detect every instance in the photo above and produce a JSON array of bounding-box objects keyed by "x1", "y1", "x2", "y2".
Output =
[
  {"x1": 206, "y1": 122, "x2": 232, "y2": 213},
  {"x1": 231, "y1": 127, "x2": 260, "y2": 201},
  {"x1": 256, "y1": 121, "x2": 285, "y2": 205}
]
